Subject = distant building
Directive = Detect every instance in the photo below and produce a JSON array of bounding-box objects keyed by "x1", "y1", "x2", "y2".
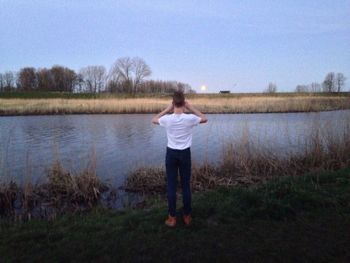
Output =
[{"x1": 219, "y1": 90, "x2": 230, "y2": 94}]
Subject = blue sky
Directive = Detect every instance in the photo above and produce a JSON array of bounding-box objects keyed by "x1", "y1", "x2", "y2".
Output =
[{"x1": 0, "y1": 0, "x2": 349, "y2": 92}]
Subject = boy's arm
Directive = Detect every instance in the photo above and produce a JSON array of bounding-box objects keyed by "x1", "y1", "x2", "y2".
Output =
[
  {"x1": 152, "y1": 104, "x2": 174, "y2": 125},
  {"x1": 185, "y1": 101, "x2": 208, "y2": 123}
]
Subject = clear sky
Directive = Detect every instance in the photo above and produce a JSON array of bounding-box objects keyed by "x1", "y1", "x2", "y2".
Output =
[{"x1": 1, "y1": 0, "x2": 349, "y2": 93}]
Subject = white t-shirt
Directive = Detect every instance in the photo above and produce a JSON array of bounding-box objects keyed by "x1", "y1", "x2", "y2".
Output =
[{"x1": 159, "y1": 113, "x2": 201, "y2": 150}]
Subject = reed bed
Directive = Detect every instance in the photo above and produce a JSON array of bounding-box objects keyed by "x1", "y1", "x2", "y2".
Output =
[
  {"x1": 0, "y1": 95, "x2": 349, "y2": 115},
  {"x1": 125, "y1": 123, "x2": 350, "y2": 195},
  {"x1": 0, "y1": 160, "x2": 110, "y2": 221}
]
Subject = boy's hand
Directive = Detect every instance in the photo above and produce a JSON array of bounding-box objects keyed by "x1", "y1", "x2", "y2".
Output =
[
  {"x1": 166, "y1": 103, "x2": 174, "y2": 113},
  {"x1": 184, "y1": 100, "x2": 208, "y2": 123},
  {"x1": 185, "y1": 100, "x2": 192, "y2": 110},
  {"x1": 152, "y1": 103, "x2": 174, "y2": 125}
]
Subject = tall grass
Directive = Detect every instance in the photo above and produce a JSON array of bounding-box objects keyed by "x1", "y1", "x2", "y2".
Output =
[
  {"x1": 125, "y1": 121, "x2": 350, "y2": 194},
  {"x1": 1, "y1": 95, "x2": 350, "y2": 115},
  {"x1": 0, "y1": 159, "x2": 110, "y2": 221}
]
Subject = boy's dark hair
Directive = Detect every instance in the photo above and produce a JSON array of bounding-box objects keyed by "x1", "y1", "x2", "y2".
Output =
[{"x1": 173, "y1": 90, "x2": 185, "y2": 107}]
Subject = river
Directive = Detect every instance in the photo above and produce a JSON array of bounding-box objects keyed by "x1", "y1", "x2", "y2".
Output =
[{"x1": 1, "y1": 110, "x2": 349, "y2": 187}]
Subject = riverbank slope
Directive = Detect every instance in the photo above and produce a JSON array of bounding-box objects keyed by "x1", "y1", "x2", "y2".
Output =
[
  {"x1": 1, "y1": 168, "x2": 349, "y2": 263},
  {"x1": 1, "y1": 92, "x2": 349, "y2": 115}
]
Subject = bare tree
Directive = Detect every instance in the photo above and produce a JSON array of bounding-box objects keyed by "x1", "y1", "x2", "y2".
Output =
[
  {"x1": 323, "y1": 72, "x2": 336, "y2": 92},
  {"x1": 17, "y1": 67, "x2": 37, "y2": 91},
  {"x1": 310, "y1": 82, "x2": 321, "y2": 93},
  {"x1": 50, "y1": 66, "x2": 66, "y2": 91},
  {"x1": 138, "y1": 80, "x2": 195, "y2": 94},
  {"x1": 265, "y1": 82, "x2": 277, "y2": 93},
  {"x1": 3, "y1": 71, "x2": 16, "y2": 91},
  {"x1": 0, "y1": 73, "x2": 4, "y2": 92},
  {"x1": 335, "y1": 73, "x2": 346, "y2": 93},
  {"x1": 36, "y1": 68, "x2": 53, "y2": 91},
  {"x1": 295, "y1": 85, "x2": 308, "y2": 93},
  {"x1": 75, "y1": 73, "x2": 85, "y2": 93},
  {"x1": 295, "y1": 82, "x2": 321, "y2": 93},
  {"x1": 108, "y1": 57, "x2": 133, "y2": 93},
  {"x1": 108, "y1": 57, "x2": 151, "y2": 94},
  {"x1": 62, "y1": 68, "x2": 77, "y2": 92},
  {"x1": 50, "y1": 65, "x2": 77, "y2": 92},
  {"x1": 133, "y1": 57, "x2": 151, "y2": 94},
  {"x1": 79, "y1": 66, "x2": 106, "y2": 93}
]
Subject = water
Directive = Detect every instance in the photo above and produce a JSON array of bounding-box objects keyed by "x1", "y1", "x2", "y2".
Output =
[{"x1": 1, "y1": 110, "x2": 349, "y2": 187}]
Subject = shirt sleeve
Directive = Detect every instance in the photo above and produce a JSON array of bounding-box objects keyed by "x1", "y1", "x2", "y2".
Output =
[
  {"x1": 190, "y1": 114, "x2": 201, "y2": 127},
  {"x1": 158, "y1": 115, "x2": 168, "y2": 127}
]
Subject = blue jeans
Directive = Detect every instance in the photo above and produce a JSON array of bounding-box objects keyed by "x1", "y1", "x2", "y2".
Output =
[{"x1": 165, "y1": 147, "x2": 192, "y2": 217}]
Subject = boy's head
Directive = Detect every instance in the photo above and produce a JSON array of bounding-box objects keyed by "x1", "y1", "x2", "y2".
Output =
[{"x1": 172, "y1": 91, "x2": 185, "y2": 108}]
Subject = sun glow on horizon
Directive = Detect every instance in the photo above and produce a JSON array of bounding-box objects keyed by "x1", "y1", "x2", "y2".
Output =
[{"x1": 200, "y1": 85, "x2": 207, "y2": 92}]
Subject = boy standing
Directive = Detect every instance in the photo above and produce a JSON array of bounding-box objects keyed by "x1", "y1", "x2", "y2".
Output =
[{"x1": 152, "y1": 91, "x2": 208, "y2": 227}]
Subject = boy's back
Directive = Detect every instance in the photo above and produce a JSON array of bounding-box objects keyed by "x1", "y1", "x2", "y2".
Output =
[{"x1": 159, "y1": 113, "x2": 201, "y2": 150}]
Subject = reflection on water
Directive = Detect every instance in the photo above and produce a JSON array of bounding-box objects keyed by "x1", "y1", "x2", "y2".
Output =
[{"x1": 1, "y1": 110, "x2": 349, "y2": 187}]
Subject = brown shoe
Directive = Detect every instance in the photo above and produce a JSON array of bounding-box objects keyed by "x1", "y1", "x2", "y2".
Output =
[
  {"x1": 165, "y1": 215, "x2": 177, "y2": 227},
  {"x1": 183, "y1": 215, "x2": 192, "y2": 226}
]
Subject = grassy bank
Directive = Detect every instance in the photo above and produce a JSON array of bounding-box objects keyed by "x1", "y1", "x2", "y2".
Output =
[
  {"x1": 0, "y1": 168, "x2": 349, "y2": 262},
  {"x1": 1, "y1": 93, "x2": 350, "y2": 115}
]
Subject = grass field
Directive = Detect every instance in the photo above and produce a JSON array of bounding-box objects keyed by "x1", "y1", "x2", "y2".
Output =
[
  {"x1": 1, "y1": 168, "x2": 349, "y2": 262},
  {"x1": 0, "y1": 92, "x2": 349, "y2": 115}
]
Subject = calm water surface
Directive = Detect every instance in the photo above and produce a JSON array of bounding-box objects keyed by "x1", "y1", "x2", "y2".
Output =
[{"x1": 1, "y1": 111, "x2": 349, "y2": 187}]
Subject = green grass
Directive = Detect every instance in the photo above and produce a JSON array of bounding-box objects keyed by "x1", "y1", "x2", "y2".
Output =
[{"x1": 1, "y1": 168, "x2": 349, "y2": 263}]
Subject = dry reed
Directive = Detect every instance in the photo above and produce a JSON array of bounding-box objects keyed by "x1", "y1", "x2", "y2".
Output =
[
  {"x1": 125, "y1": 123, "x2": 350, "y2": 194},
  {"x1": 0, "y1": 160, "x2": 109, "y2": 221},
  {"x1": 1, "y1": 96, "x2": 350, "y2": 115}
]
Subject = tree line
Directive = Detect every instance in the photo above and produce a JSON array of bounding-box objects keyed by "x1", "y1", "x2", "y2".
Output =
[
  {"x1": 264, "y1": 72, "x2": 347, "y2": 94},
  {"x1": 295, "y1": 72, "x2": 346, "y2": 93},
  {"x1": 0, "y1": 57, "x2": 195, "y2": 94}
]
